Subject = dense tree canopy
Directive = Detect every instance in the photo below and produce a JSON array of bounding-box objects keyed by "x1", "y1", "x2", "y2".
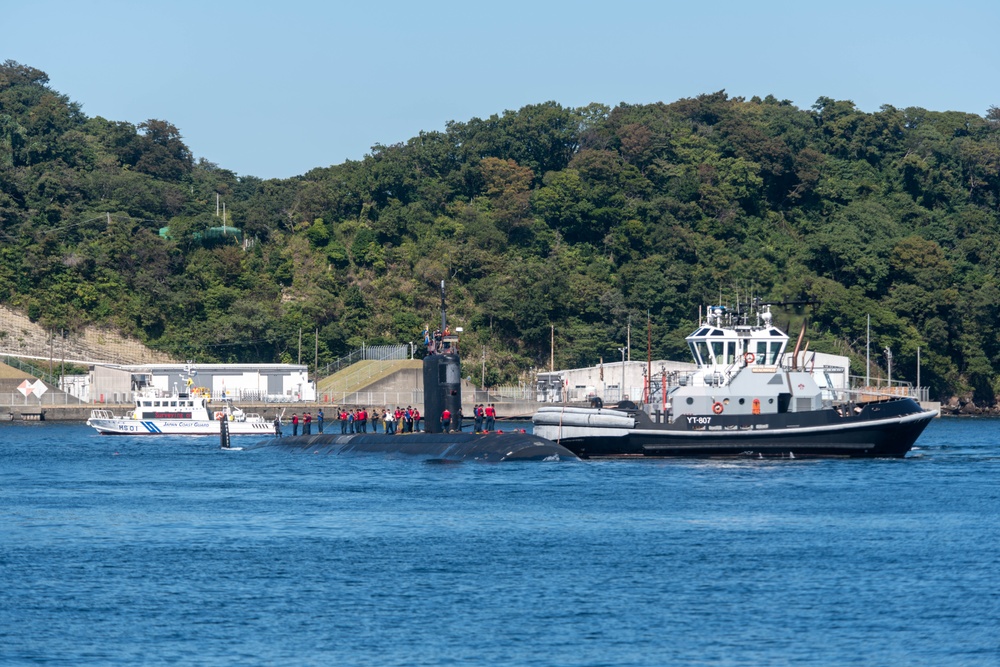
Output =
[{"x1": 1, "y1": 60, "x2": 999, "y2": 404}]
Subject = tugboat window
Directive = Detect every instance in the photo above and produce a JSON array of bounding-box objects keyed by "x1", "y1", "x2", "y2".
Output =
[
  {"x1": 769, "y1": 341, "x2": 783, "y2": 365},
  {"x1": 686, "y1": 397, "x2": 694, "y2": 405},
  {"x1": 689, "y1": 342, "x2": 702, "y2": 365},
  {"x1": 693, "y1": 341, "x2": 711, "y2": 366},
  {"x1": 739, "y1": 398, "x2": 745, "y2": 405}
]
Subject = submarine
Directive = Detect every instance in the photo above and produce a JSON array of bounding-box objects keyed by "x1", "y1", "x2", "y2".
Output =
[
  {"x1": 229, "y1": 281, "x2": 578, "y2": 462},
  {"x1": 241, "y1": 431, "x2": 577, "y2": 462}
]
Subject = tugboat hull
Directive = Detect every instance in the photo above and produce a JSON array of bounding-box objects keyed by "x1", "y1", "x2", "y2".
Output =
[{"x1": 535, "y1": 400, "x2": 937, "y2": 459}]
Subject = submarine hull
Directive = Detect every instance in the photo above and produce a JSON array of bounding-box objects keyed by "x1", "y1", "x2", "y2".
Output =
[{"x1": 249, "y1": 432, "x2": 579, "y2": 462}]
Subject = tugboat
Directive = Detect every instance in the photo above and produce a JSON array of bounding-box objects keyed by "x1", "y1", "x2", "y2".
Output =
[
  {"x1": 533, "y1": 304, "x2": 937, "y2": 458},
  {"x1": 87, "y1": 372, "x2": 274, "y2": 436}
]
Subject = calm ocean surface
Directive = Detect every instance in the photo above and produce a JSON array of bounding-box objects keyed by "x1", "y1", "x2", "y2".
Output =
[{"x1": 2, "y1": 419, "x2": 998, "y2": 666}]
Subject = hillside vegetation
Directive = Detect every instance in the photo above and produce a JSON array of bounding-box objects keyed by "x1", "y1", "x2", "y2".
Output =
[{"x1": 1, "y1": 60, "x2": 999, "y2": 404}]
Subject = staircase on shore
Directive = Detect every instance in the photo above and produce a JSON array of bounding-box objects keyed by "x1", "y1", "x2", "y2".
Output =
[{"x1": 317, "y1": 359, "x2": 423, "y2": 401}]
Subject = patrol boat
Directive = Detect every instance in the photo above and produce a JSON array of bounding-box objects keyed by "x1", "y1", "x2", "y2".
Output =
[
  {"x1": 533, "y1": 305, "x2": 937, "y2": 458},
  {"x1": 87, "y1": 373, "x2": 274, "y2": 436}
]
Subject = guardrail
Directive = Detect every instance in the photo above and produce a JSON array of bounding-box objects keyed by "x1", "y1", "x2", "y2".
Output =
[
  {"x1": 2, "y1": 356, "x2": 63, "y2": 386},
  {"x1": 0, "y1": 392, "x2": 88, "y2": 406}
]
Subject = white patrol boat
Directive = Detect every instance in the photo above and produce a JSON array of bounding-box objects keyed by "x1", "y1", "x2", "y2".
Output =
[
  {"x1": 87, "y1": 374, "x2": 275, "y2": 436},
  {"x1": 533, "y1": 304, "x2": 938, "y2": 458}
]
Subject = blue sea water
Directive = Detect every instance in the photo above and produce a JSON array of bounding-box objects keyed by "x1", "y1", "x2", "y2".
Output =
[{"x1": 2, "y1": 419, "x2": 999, "y2": 666}]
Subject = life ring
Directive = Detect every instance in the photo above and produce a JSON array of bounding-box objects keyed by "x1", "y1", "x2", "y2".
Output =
[
  {"x1": 744, "y1": 352, "x2": 755, "y2": 364},
  {"x1": 214, "y1": 411, "x2": 225, "y2": 420},
  {"x1": 712, "y1": 402, "x2": 724, "y2": 415}
]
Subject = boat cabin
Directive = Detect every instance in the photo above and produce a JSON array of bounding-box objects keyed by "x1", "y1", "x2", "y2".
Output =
[
  {"x1": 685, "y1": 306, "x2": 788, "y2": 370},
  {"x1": 132, "y1": 394, "x2": 211, "y2": 420}
]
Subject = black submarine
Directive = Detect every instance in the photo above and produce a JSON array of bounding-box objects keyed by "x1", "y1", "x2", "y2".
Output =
[{"x1": 229, "y1": 281, "x2": 578, "y2": 462}]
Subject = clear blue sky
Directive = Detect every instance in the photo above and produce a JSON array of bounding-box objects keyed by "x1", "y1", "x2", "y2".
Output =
[{"x1": 7, "y1": 0, "x2": 998, "y2": 179}]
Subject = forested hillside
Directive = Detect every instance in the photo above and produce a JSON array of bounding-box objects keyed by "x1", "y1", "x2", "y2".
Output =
[{"x1": 1, "y1": 60, "x2": 999, "y2": 405}]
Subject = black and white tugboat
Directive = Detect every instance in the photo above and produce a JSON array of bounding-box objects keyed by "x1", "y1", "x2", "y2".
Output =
[{"x1": 533, "y1": 305, "x2": 937, "y2": 458}]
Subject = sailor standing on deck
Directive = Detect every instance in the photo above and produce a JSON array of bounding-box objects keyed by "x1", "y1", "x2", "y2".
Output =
[
  {"x1": 441, "y1": 408, "x2": 452, "y2": 433},
  {"x1": 317, "y1": 409, "x2": 324, "y2": 433},
  {"x1": 485, "y1": 404, "x2": 496, "y2": 432},
  {"x1": 303, "y1": 412, "x2": 312, "y2": 435},
  {"x1": 291, "y1": 413, "x2": 299, "y2": 436}
]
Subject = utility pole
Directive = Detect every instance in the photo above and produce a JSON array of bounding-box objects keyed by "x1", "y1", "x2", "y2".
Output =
[
  {"x1": 481, "y1": 346, "x2": 486, "y2": 387},
  {"x1": 885, "y1": 346, "x2": 893, "y2": 386},
  {"x1": 646, "y1": 311, "x2": 652, "y2": 403},
  {"x1": 619, "y1": 346, "x2": 627, "y2": 401},
  {"x1": 627, "y1": 314, "x2": 631, "y2": 362},
  {"x1": 550, "y1": 325, "x2": 554, "y2": 373},
  {"x1": 298, "y1": 328, "x2": 302, "y2": 365},
  {"x1": 917, "y1": 346, "x2": 921, "y2": 398},
  {"x1": 866, "y1": 314, "x2": 871, "y2": 387}
]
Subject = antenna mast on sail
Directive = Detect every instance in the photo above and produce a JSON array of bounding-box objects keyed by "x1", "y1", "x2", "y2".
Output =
[{"x1": 440, "y1": 280, "x2": 447, "y2": 332}]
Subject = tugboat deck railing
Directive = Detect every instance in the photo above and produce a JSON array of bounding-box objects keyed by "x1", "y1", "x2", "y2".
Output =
[{"x1": 645, "y1": 363, "x2": 925, "y2": 405}]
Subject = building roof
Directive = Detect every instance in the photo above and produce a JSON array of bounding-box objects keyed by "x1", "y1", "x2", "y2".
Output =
[{"x1": 93, "y1": 363, "x2": 308, "y2": 372}]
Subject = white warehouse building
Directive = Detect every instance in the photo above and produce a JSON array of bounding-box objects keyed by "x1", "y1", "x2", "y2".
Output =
[{"x1": 86, "y1": 363, "x2": 315, "y2": 404}]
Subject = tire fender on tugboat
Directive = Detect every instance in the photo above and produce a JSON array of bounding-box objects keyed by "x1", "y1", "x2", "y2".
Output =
[{"x1": 712, "y1": 402, "x2": 724, "y2": 414}]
